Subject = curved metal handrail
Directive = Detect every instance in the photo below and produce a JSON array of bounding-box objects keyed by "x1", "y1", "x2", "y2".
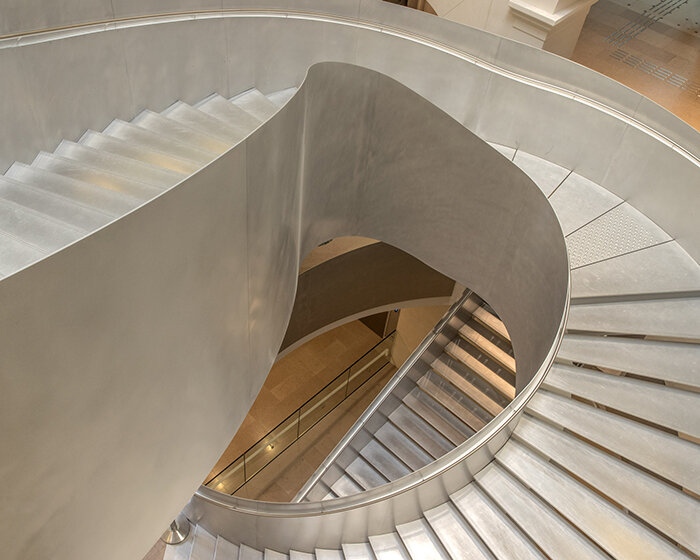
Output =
[
  {"x1": 194, "y1": 265, "x2": 570, "y2": 517},
  {"x1": 292, "y1": 288, "x2": 474, "y2": 502},
  {"x1": 0, "y1": 10, "x2": 697, "y2": 169}
]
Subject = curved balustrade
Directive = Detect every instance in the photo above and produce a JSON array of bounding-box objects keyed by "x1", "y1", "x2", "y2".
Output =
[{"x1": 0, "y1": 3, "x2": 697, "y2": 560}]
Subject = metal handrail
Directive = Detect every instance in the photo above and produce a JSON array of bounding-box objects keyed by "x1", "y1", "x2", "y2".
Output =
[
  {"x1": 194, "y1": 271, "x2": 570, "y2": 517},
  {"x1": 205, "y1": 330, "x2": 397, "y2": 494},
  {"x1": 292, "y1": 288, "x2": 474, "y2": 501}
]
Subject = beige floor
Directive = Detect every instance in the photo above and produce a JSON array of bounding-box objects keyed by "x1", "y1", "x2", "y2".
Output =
[
  {"x1": 205, "y1": 320, "x2": 382, "y2": 483},
  {"x1": 571, "y1": 0, "x2": 700, "y2": 130}
]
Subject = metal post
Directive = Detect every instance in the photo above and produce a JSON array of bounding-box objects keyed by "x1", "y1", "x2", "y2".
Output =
[{"x1": 160, "y1": 512, "x2": 190, "y2": 545}]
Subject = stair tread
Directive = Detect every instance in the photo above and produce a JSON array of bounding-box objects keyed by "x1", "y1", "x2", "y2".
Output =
[
  {"x1": 190, "y1": 525, "x2": 217, "y2": 560},
  {"x1": 0, "y1": 230, "x2": 45, "y2": 277},
  {"x1": 32, "y1": 152, "x2": 160, "y2": 200},
  {"x1": 289, "y1": 551, "x2": 315, "y2": 560},
  {"x1": 558, "y1": 333, "x2": 700, "y2": 388},
  {"x1": 132, "y1": 110, "x2": 232, "y2": 153},
  {"x1": 395, "y1": 518, "x2": 447, "y2": 560},
  {"x1": 571, "y1": 241, "x2": 700, "y2": 300},
  {"x1": 231, "y1": 89, "x2": 279, "y2": 121},
  {"x1": 104, "y1": 119, "x2": 216, "y2": 163},
  {"x1": 417, "y1": 371, "x2": 487, "y2": 432},
  {"x1": 54, "y1": 140, "x2": 182, "y2": 187},
  {"x1": 368, "y1": 532, "x2": 410, "y2": 560},
  {"x1": 403, "y1": 387, "x2": 471, "y2": 445},
  {"x1": 266, "y1": 87, "x2": 298, "y2": 108},
  {"x1": 544, "y1": 363, "x2": 700, "y2": 438},
  {"x1": 214, "y1": 535, "x2": 239, "y2": 560},
  {"x1": 329, "y1": 473, "x2": 363, "y2": 498},
  {"x1": 162, "y1": 101, "x2": 249, "y2": 144},
  {"x1": 359, "y1": 439, "x2": 411, "y2": 482},
  {"x1": 516, "y1": 415, "x2": 700, "y2": 553},
  {"x1": 496, "y1": 440, "x2": 688, "y2": 560},
  {"x1": 512, "y1": 150, "x2": 570, "y2": 197},
  {"x1": 431, "y1": 357, "x2": 503, "y2": 416},
  {"x1": 265, "y1": 549, "x2": 289, "y2": 560},
  {"x1": 548, "y1": 171, "x2": 622, "y2": 236},
  {"x1": 423, "y1": 502, "x2": 492, "y2": 560},
  {"x1": 0, "y1": 197, "x2": 84, "y2": 252},
  {"x1": 472, "y1": 305, "x2": 510, "y2": 341},
  {"x1": 475, "y1": 463, "x2": 609, "y2": 560},
  {"x1": 527, "y1": 389, "x2": 700, "y2": 494},
  {"x1": 239, "y1": 543, "x2": 264, "y2": 560},
  {"x1": 457, "y1": 324, "x2": 515, "y2": 374},
  {"x1": 374, "y1": 422, "x2": 432, "y2": 471},
  {"x1": 0, "y1": 176, "x2": 111, "y2": 232},
  {"x1": 567, "y1": 297, "x2": 700, "y2": 341},
  {"x1": 451, "y1": 484, "x2": 545, "y2": 560},
  {"x1": 341, "y1": 542, "x2": 375, "y2": 559},
  {"x1": 346, "y1": 456, "x2": 388, "y2": 490},
  {"x1": 387, "y1": 404, "x2": 454, "y2": 459},
  {"x1": 314, "y1": 549, "x2": 343, "y2": 560},
  {"x1": 80, "y1": 130, "x2": 200, "y2": 175},
  {"x1": 444, "y1": 340, "x2": 515, "y2": 399},
  {"x1": 195, "y1": 93, "x2": 262, "y2": 132},
  {"x1": 6, "y1": 163, "x2": 139, "y2": 216}
]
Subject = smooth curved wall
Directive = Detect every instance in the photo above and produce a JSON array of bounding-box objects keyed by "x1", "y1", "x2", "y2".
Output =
[
  {"x1": 280, "y1": 241, "x2": 455, "y2": 354},
  {"x1": 0, "y1": 60, "x2": 568, "y2": 560}
]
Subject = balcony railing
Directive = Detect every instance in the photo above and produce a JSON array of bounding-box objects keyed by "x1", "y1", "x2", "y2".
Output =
[{"x1": 205, "y1": 330, "x2": 397, "y2": 495}]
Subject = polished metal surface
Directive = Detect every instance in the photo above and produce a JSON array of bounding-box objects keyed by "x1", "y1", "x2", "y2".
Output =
[
  {"x1": 160, "y1": 513, "x2": 191, "y2": 546},
  {"x1": 0, "y1": 3, "x2": 696, "y2": 560}
]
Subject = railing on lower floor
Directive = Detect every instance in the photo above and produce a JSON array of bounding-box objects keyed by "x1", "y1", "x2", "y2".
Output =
[{"x1": 205, "y1": 330, "x2": 397, "y2": 495}]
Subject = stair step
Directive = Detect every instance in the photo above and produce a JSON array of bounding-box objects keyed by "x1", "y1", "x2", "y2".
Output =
[
  {"x1": 544, "y1": 363, "x2": 700, "y2": 439},
  {"x1": 0, "y1": 197, "x2": 84, "y2": 252},
  {"x1": 368, "y1": 533, "x2": 410, "y2": 560},
  {"x1": 190, "y1": 525, "x2": 217, "y2": 560},
  {"x1": 346, "y1": 456, "x2": 388, "y2": 490},
  {"x1": 517, "y1": 415, "x2": 699, "y2": 553},
  {"x1": 558, "y1": 333, "x2": 700, "y2": 388},
  {"x1": 5, "y1": 163, "x2": 140, "y2": 216},
  {"x1": 239, "y1": 544, "x2": 264, "y2": 560},
  {"x1": 417, "y1": 371, "x2": 487, "y2": 432},
  {"x1": 0, "y1": 176, "x2": 111, "y2": 232},
  {"x1": 0, "y1": 230, "x2": 45, "y2": 277},
  {"x1": 266, "y1": 87, "x2": 298, "y2": 108},
  {"x1": 571, "y1": 241, "x2": 700, "y2": 299},
  {"x1": 162, "y1": 101, "x2": 248, "y2": 144},
  {"x1": 132, "y1": 110, "x2": 232, "y2": 154},
  {"x1": 403, "y1": 387, "x2": 471, "y2": 445},
  {"x1": 341, "y1": 542, "x2": 375, "y2": 559},
  {"x1": 387, "y1": 404, "x2": 454, "y2": 459},
  {"x1": 567, "y1": 298, "x2": 700, "y2": 341},
  {"x1": 231, "y1": 89, "x2": 279, "y2": 121},
  {"x1": 214, "y1": 535, "x2": 239, "y2": 559},
  {"x1": 497, "y1": 440, "x2": 687, "y2": 560},
  {"x1": 53, "y1": 141, "x2": 182, "y2": 187},
  {"x1": 475, "y1": 464, "x2": 608, "y2": 560},
  {"x1": 451, "y1": 484, "x2": 545, "y2": 560},
  {"x1": 329, "y1": 473, "x2": 363, "y2": 498},
  {"x1": 512, "y1": 150, "x2": 570, "y2": 197},
  {"x1": 548, "y1": 171, "x2": 622, "y2": 236},
  {"x1": 289, "y1": 551, "x2": 315, "y2": 560},
  {"x1": 374, "y1": 422, "x2": 432, "y2": 471},
  {"x1": 264, "y1": 549, "x2": 289, "y2": 560},
  {"x1": 359, "y1": 439, "x2": 411, "y2": 482},
  {"x1": 444, "y1": 341, "x2": 515, "y2": 399},
  {"x1": 314, "y1": 549, "x2": 343, "y2": 560},
  {"x1": 80, "y1": 130, "x2": 200, "y2": 175},
  {"x1": 527, "y1": 389, "x2": 700, "y2": 494},
  {"x1": 431, "y1": 357, "x2": 503, "y2": 416},
  {"x1": 103, "y1": 119, "x2": 216, "y2": 164},
  {"x1": 472, "y1": 306, "x2": 510, "y2": 341},
  {"x1": 457, "y1": 324, "x2": 515, "y2": 374},
  {"x1": 32, "y1": 152, "x2": 160, "y2": 200},
  {"x1": 395, "y1": 518, "x2": 448, "y2": 560},
  {"x1": 423, "y1": 502, "x2": 492, "y2": 560},
  {"x1": 195, "y1": 93, "x2": 262, "y2": 132}
]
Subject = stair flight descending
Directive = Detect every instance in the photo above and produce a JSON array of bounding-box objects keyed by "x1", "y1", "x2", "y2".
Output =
[
  {"x1": 175, "y1": 145, "x2": 700, "y2": 560},
  {"x1": 0, "y1": 88, "x2": 295, "y2": 281}
]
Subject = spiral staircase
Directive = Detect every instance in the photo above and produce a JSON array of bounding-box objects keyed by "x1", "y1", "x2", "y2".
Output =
[{"x1": 0, "y1": 3, "x2": 697, "y2": 560}]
